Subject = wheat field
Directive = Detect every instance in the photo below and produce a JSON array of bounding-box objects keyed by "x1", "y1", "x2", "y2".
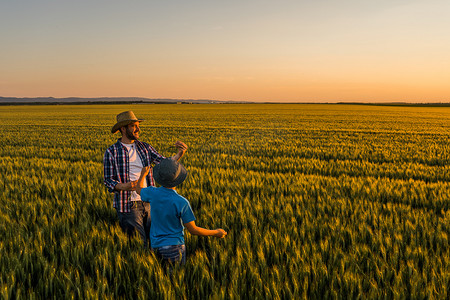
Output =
[{"x1": 1, "y1": 104, "x2": 449, "y2": 299}]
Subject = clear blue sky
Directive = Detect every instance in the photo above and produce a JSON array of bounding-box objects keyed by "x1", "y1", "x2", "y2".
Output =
[{"x1": 1, "y1": 0, "x2": 449, "y2": 102}]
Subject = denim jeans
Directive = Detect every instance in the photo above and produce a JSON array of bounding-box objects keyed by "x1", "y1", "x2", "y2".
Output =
[
  {"x1": 154, "y1": 244, "x2": 186, "y2": 265},
  {"x1": 117, "y1": 201, "x2": 151, "y2": 247}
]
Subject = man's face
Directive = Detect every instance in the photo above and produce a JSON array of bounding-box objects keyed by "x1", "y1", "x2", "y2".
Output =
[{"x1": 123, "y1": 122, "x2": 140, "y2": 141}]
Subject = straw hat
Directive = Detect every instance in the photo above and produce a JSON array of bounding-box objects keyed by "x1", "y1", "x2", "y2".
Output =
[
  {"x1": 153, "y1": 158, "x2": 188, "y2": 188},
  {"x1": 111, "y1": 111, "x2": 144, "y2": 133}
]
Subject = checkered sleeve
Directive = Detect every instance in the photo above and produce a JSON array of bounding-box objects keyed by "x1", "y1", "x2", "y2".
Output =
[
  {"x1": 148, "y1": 145, "x2": 165, "y2": 165},
  {"x1": 103, "y1": 148, "x2": 119, "y2": 193}
]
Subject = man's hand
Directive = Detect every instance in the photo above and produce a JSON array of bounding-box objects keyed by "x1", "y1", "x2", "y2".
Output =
[
  {"x1": 115, "y1": 181, "x2": 137, "y2": 191},
  {"x1": 175, "y1": 141, "x2": 188, "y2": 152},
  {"x1": 172, "y1": 141, "x2": 188, "y2": 161}
]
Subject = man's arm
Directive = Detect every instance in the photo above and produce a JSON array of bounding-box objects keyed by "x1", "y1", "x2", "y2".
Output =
[
  {"x1": 103, "y1": 149, "x2": 120, "y2": 193},
  {"x1": 104, "y1": 148, "x2": 138, "y2": 192},
  {"x1": 184, "y1": 221, "x2": 227, "y2": 238},
  {"x1": 171, "y1": 141, "x2": 188, "y2": 162},
  {"x1": 114, "y1": 181, "x2": 137, "y2": 191}
]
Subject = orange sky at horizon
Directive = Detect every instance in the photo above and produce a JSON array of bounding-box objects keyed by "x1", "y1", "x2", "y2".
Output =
[{"x1": 1, "y1": 0, "x2": 449, "y2": 103}]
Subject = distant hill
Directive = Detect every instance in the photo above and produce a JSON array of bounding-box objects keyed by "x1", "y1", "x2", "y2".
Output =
[
  {"x1": 1, "y1": 97, "x2": 449, "y2": 106},
  {"x1": 0, "y1": 97, "x2": 244, "y2": 105}
]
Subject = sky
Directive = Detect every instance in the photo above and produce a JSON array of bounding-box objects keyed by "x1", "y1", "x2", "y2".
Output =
[{"x1": 1, "y1": 0, "x2": 450, "y2": 102}]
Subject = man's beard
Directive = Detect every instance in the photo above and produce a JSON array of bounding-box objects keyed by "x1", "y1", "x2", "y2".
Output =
[{"x1": 125, "y1": 127, "x2": 139, "y2": 140}]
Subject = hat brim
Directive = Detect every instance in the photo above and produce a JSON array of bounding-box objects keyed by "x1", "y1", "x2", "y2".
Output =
[
  {"x1": 111, "y1": 119, "x2": 144, "y2": 133},
  {"x1": 153, "y1": 163, "x2": 188, "y2": 188}
]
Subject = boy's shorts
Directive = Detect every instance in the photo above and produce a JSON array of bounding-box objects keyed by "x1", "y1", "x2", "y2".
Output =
[{"x1": 153, "y1": 244, "x2": 186, "y2": 265}]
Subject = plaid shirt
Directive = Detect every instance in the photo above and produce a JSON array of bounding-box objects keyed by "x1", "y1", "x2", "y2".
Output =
[{"x1": 103, "y1": 139, "x2": 164, "y2": 213}]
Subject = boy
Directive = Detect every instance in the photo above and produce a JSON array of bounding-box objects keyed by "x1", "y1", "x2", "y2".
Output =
[{"x1": 136, "y1": 158, "x2": 227, "y2": 265}]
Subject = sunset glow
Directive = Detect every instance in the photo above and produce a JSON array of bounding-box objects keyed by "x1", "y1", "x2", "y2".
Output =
[{"x1": 1, "y1": 0, "x2": 449, "y2": 102}]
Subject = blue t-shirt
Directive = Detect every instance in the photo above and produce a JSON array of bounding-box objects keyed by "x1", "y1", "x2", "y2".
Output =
[{"x1": 140, "y1": 186, "x2": 196, "y2": 248}]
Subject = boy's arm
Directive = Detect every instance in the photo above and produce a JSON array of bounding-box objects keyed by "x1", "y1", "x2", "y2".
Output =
[
  {"x1": 184, "y1": 221, "x2": 227, "y2": 238},
  {"x1": 136, "y1": 166, "x2": 150, "y2": 195}
]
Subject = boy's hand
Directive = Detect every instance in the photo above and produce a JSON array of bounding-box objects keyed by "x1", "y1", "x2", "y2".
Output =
[
  {"x1": 215, "y1": 229, "x2": 227, "y2": 238},
  {"x1": 141, "y1": 166, "x2": 150, "y2": 176},
  {"x1": 136, "y1": 167, "x2": 150, "y2": 195}
]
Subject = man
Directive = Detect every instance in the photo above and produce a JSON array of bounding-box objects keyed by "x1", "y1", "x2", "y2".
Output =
[{"x1": 103, "y1": 110, "x2": 187, "y2": 247}]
